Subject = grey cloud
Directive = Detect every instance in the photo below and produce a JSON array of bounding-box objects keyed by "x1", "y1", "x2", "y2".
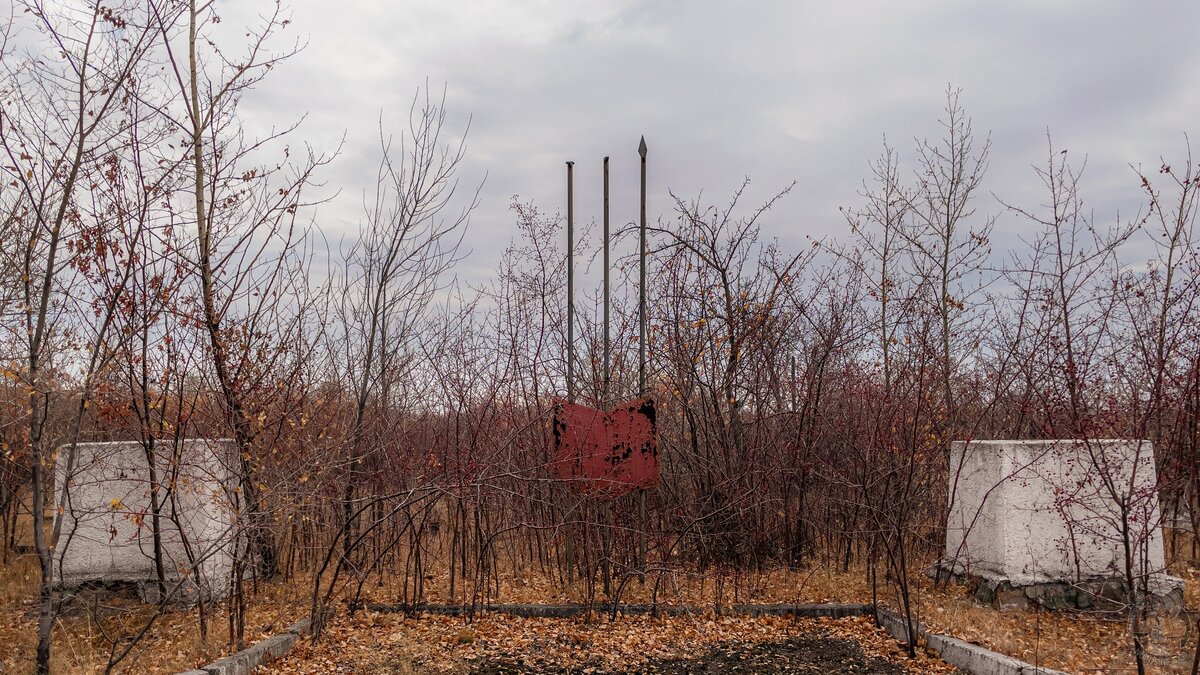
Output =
[{"x1": 218, "y1": 0, "x2": 1198, "y2": 283}]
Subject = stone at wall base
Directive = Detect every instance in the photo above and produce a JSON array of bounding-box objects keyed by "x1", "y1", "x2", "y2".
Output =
[
  {"x1": 135, "y1": 577, "x2": 224, "y2": 607},
  {"x1": 52, "y1": 577, "x2": 227, "y2": 610},
  {"x1": 933, "y1": 566, "x2": 1184, "y2": 614}
]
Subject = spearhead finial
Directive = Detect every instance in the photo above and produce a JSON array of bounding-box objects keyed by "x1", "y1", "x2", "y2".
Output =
[{"x1": 638, "y1": 136, "x2": 647, "y2": 158}]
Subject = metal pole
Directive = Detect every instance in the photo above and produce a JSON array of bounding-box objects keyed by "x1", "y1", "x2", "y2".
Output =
[
  {"x1": 637, "y1": 137, "x2": 648, "y2": 583},
  {"x1": 638, "y1": 137, "x2": 648, "y2": 396},
  {"x1": 603, "y1": 156, "x2": 611, "y2": 407},
  {"x1": 565, "y1": 161, "x2": 580, "y2": 582},
  {"x1": 595, "y1": 157, "x2": 614, "y2": 597},
  {"x1": 566, "y1": 161, "x2": 575, "y2": 403}
]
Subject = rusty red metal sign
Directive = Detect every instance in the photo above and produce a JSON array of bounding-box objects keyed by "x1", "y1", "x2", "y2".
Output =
[{"x1": 552, "y1": 398, "x2": 658, "y2": 498}]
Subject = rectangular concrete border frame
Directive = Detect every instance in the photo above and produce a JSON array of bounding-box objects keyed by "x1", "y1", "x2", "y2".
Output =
[
  {"x1": 175, "y1": 617, "x2": 310, "y2": 675},
  {"x1": 874, "y1": 607, "x2": 1067, "y2": 675},
  {"x1": 174, "y1": 604, "x2": 1066, "y2": 675}
]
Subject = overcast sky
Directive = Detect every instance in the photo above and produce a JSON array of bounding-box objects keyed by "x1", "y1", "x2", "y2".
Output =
[{"x1": 230, "y1": 0, "x2": 1200, "y2": 284}]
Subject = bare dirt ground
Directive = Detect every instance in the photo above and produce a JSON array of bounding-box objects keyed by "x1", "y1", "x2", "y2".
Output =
[
  {"x1": 588, "y1": 636, "x2": 907, "y2": 675},
  {"x1": 447, "y1": 635, "x2": 910, "y2": 674}
]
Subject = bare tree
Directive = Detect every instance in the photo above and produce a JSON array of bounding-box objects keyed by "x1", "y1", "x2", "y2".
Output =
[
  {"x1": 306, "y1": 86, "x2": 477, "y2": 637},
  {"x1": 844, "y1": 139, "x2": 910, "y2": 392},
  {"x1": 337, "y1": 88, "x2": 475, "y2": 559},
  {"x1": 150, "y1": 0, "x2": 330, "y2": 596},
  {"x1": 900, "y1": 86, "x2": 994, "y2": 430},
  {"x1": 0, "y1": 3, "x2": 164, "y2": 670},
  {"x1": 1121, "y1": 143, "x2": 1200, "y2": 544},
  {"x1": 1002, "y1": 139, "x2": 1156, "y2": 672}
]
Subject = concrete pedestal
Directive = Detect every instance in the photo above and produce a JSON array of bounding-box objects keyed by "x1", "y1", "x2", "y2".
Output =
[
  {"x1": 55, "y1": 439, "x2": 239, "y2": 603},
  {"x1": 941, "y1": 439, "x2": 1182, "y2": 609}
]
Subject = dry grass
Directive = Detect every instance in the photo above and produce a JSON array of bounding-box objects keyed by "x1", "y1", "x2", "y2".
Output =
[
  {"x1": 904, "y1": 563, "x2": 1199, "y2": 674},
  {"x1": 0, "y1": 553, "x2": 310, "y2": 674},
  {"x1": 359, "y1": 558, "x2": 877, "y2": 608}
]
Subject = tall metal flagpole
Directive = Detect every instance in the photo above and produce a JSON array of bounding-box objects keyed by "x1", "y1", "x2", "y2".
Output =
[
  {"x1": 564, "y1": 161, "x2": 579, "y2": 583},
  {"x1": 637, "y1": 136, "x2": 648, "y2": 582},
  {"x1": 638, "y1": 137, "x2": 648, "y2": 396},
  {"x1": 599, "y1": 156, "x2": 614, "y2": 597},
  {"x1": 566, "y1": 161, "x2": 575, "y2": 403},
  {"x1": 603, "y1": 157, "x2": 611, "y2": 407}
]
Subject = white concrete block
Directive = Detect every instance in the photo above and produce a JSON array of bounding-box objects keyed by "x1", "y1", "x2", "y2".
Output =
[
  {"x1": 55, "y1": 439, "x2": 239, "y2": 601},
  {"x1": 944, "y1": 439, "x2": 1179, "y2": 593}
]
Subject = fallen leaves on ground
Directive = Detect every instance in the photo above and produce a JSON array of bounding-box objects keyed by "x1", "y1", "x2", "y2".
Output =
[{"x1": 266, "y1": 612, "x2": 955, "y2": 674}]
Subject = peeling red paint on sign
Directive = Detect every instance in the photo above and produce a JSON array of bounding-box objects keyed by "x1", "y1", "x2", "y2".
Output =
[{"x1": 552, "y1": 398, "x2": 658, "y2": 498}]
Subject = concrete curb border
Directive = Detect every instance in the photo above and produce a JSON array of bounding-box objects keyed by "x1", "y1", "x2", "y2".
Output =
[
  {"x1": 176, "y1": 617, "x2": 310, "y2": 675},
  {"x1": 365, "y1": 601, "x2": 871, "y2": 619},
  {"x1": 874, "y1": 608, "x2": 1069, "y2": 675},
  {"x1": 172, "y1": 604, "x2": 1069, "y2": 675}
]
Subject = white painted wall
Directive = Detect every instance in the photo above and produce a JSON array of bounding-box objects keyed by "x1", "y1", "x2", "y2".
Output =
[
  {"x1": 55, "y1": 439, "x2": 238, "y2": 600},
  {"x1": 945, "y1": 439, "x2": 1174, "y2": 590}
]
